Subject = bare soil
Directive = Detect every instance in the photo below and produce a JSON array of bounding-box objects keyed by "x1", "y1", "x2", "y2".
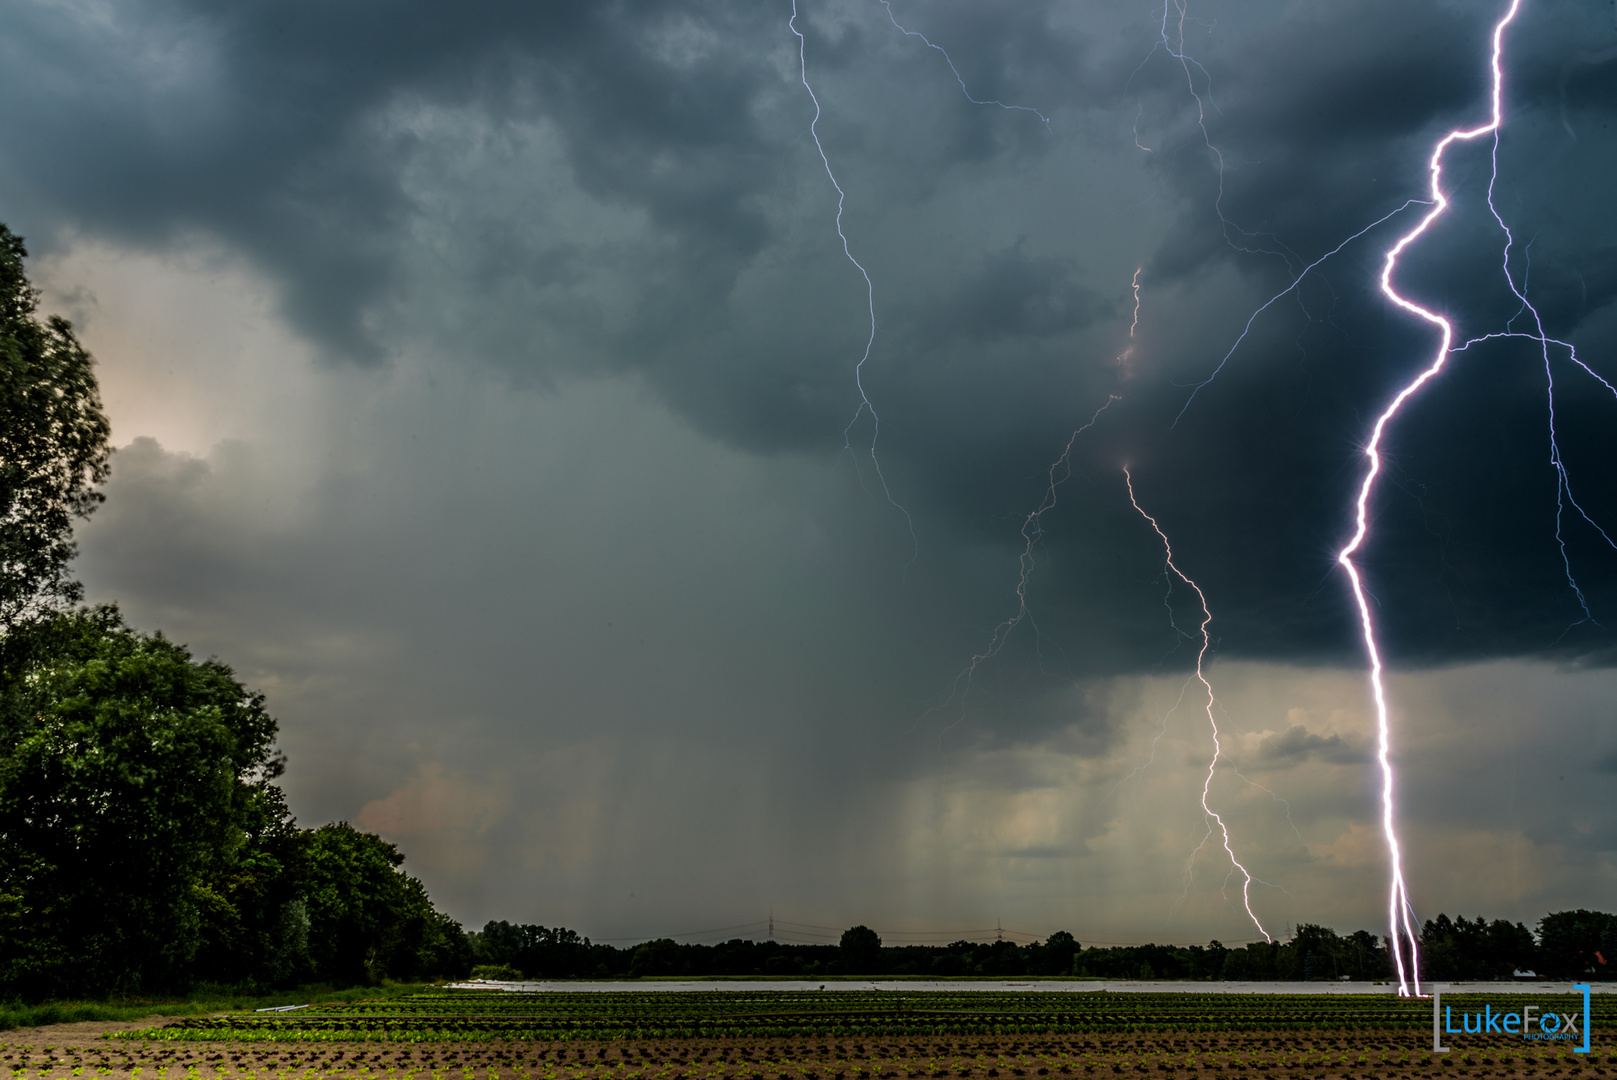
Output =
[{"x1": 0, "y1": 1024, "x2": 1606, "y2": 1080}]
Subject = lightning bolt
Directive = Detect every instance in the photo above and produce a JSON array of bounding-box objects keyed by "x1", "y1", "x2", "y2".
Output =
[
  {"x1": 1133, "y1": 105, "x2": 1153, "y2": 153},
  {"x1": 925, "y1": 395, "x2": 1120, "y2": 740},
  {"x1": 877, "y1": 1, "x2": 1052, "y2": 128},
  {"x1": 1171, "y1": 200, "x2": 1425, "y2": 426},
  {"x1": 1480, "y1": 89, "x2": 1617, "y2": 635},
  {"x1": 1129, "y1": 267, "x2": 1143, "y2": 338},
  {"x1": 1125, "y1": 466, "x2": 1272, "y2": 943},
  {"x1": 790, "y1": 1, "x2": 918, "y2": 566},
  {"x1": 1131, "y1": 1, "x2": 1303, "y2": 269},
  {"x1": 1336, "y1": 0, "x2": 1532, "y2": 999},
  {"x1": 1450, "y1": 329, "x2": 1617, "y2": 640}
]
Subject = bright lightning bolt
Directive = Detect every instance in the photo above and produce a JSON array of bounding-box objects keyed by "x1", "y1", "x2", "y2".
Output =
[
  {"x1": 877, "y1": 1, "x2": 1052, "y2": 128},
  {"x1": 1336, "y1": 0, "x2": 1530, "y2": 1000},
  {"x1": 790, "y1": 1, "x2": 918, "y2": 566},
  {"x1": 1124, "y1": 466, "x2": 1272, "y2": 943}
]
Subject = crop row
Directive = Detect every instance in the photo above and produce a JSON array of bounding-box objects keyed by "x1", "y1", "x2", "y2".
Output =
[{"x1": 119, "y1": 991, "x2": 1612, "y2": 1044}]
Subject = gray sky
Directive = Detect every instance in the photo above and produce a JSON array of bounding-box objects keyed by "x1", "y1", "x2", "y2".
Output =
[{"x1": 5, "y1": 0, "x2": 1616, "y2": 947}]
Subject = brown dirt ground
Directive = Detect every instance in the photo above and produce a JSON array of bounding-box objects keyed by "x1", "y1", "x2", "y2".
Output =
[{"x1": 0, "y1": 1024, "x2": 1607, "y2": 1080}]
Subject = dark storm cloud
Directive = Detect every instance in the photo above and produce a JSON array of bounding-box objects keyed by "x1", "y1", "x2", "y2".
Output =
[
  {"x1": 7, "y1": 0, "x2": 1617, "y2": 697},
  {"x1": 923, "y1": 0, "x2": 1617, "y2": 678},
  {"x1": 0, "y1": 1, "x2": 790, "y2": 360},
  {"x1": 913, "y1": 241, "x2": 1108, "y2": 343}
]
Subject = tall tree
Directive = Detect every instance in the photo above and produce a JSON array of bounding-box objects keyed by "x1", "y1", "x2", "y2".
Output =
[
  {"x1": 1537, "y1": 909, "x2": 1614, "y2": 980},
  {"x1": 838, "y1": 925, "x2": 882, "y2": 975},
  {"x1": 301, "y1": 822, "x2": 471, "y2": 986},
  {"x1": 0, "y1": 607, "x2": 285, "y2": 996},
  {"x1": 0, "y1": 225, "x2": 111, "y2": 631}
]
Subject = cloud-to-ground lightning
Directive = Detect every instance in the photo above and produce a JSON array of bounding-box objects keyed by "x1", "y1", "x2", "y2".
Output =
[
  {"x1": 1124, "y1": 466, "x2": 1271, "y2": 942},
  {"x1": 789, "y1": 1, "x2": 918, "y2": 564},
  {"x1": 877, "y1": 1, "x2": 1052, "y2": 129},
  {"x1": 1335, "y1": 0, "x2": 1531, "y2": 999}
]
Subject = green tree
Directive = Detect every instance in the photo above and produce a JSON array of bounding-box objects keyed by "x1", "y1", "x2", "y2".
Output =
[
  {"x1": 301, "y1": 822, "x2": 470, "y2": 985},
  {"x1": 1536, "y1": 909, "x2": 1614, "y2": 980},
  {"x1": 193, "y1": 783, "x2": 313, "y2": 987},
  {"x1": 629, "y1": 938, "x2": 683, "y2": 977},
  {"x1": 0, "y1": 225, "x2": 111, "y2": 631},
  {"x1": 839, "y1": 925, "x2": 881, "y2": 975},
  {"x1": 1292, "y1": 924, "x2": 1342, "y2": 980},
  {"x1": 0, "y1": 607, "x2": 284, "y2": 996},
  {"x1": 1040, "y1": 930, "x2": 1080, "y2": 975}
]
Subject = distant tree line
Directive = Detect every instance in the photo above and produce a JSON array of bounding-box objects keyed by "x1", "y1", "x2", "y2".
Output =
[
  {"x1": 467, "y1": 915, "x2": 1614, "y2": 982},
  {"x1": 1, "y1": 223, "x2": 1611, "y2": 1000}
]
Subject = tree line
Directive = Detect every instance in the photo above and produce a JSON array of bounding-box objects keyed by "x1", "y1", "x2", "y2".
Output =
[
  {"x1": 465, "y1": 913, "x2": 1614, "y2": 982},
  {"x1": 0, "y1": 223, "x2": 1611, "y2": 999}
]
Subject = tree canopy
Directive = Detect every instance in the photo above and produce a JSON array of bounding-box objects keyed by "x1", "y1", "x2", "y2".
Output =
[
  {"x1": 0, "y1": 607, "x2": 473, "y2": 996},
  {"x1": 0, "y1": 224, "x2": 110, "y2": 631},
  {"x1": 0, "y1": 607, "x2": 285, "y2": 995}
]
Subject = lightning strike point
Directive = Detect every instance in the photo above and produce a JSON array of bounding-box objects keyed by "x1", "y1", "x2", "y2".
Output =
[
  {"x1": 1125, "y1": 466, "x2": 1272, "y2": 943},
  {"x1": 1339, "y1": 0, "x2": 1530, "y2": 999}
]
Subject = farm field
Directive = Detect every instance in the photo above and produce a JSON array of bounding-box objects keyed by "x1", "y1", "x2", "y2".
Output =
[{"x1": 1, "y1": 991, "x2": 1610, "y2": 1080}]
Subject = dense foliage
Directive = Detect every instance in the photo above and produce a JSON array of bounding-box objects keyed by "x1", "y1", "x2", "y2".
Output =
[
  {"x1": 1534, "y1": 909, "x2": 1617, "y2": 980},
  {"x1": 0, "y1": 224, "x2": 111, "y2": 631},
  {"x1": 0, "y1": 608, "x2": 473, "y2": 996},
  {"x1": 0, "y1": 608, "x2": 284, "y2": 995}
]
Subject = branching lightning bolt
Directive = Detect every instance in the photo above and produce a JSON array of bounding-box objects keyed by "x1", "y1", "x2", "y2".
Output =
[
  {"x1": 1336, "y1": 0, "x2": 1531, "y2": 1000},
  {"x1": 1101, "y1": 673, "x2": 1196, "y2": 804},
  {"x1": 1172, "y1": 200, "x2": 1426, "y2": 426},
  {"x1": 1125, "y1": 466, "x2": 1271, "y2": 943},
  {"x1": 1480, "y1": 83, "x2": 1617, "y2": 634},
  {"x1": 790, "y1": 1, "x2": 918, "y2": 566},
  {"x1": 878, "y1": 1, "x2": 1052, "y2": 129},
  {"x1": 925, "y1": 395, "x2": 1120, "y2": 738},
  {"x1": 1131, "y1": 1, "x2": 1307, "y2": 270},
  {"x1": 1451, "y1": 328, "x2": 1617, "y2": 636}
]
